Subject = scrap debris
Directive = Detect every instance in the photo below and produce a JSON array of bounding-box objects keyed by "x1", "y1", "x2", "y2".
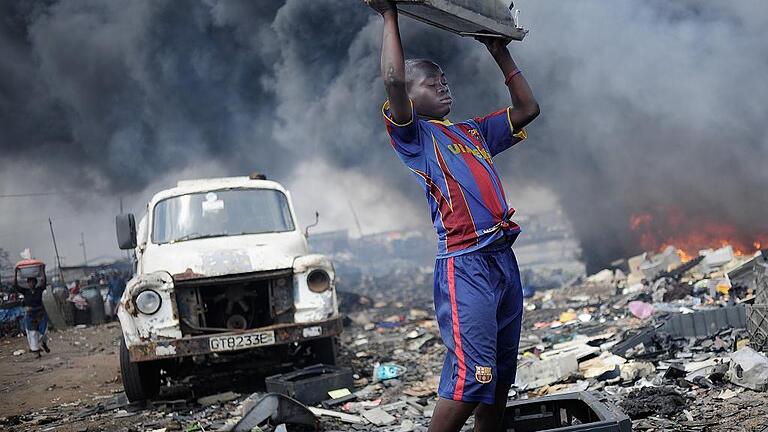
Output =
[
  {"x1": 620, "y1": 386, "x2": 688, "y2": 419},
  {"x1": 1, "y1": 244, "x2": 768, "y2": 431}
]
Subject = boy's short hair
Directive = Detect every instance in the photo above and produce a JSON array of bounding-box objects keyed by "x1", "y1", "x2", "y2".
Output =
[{"x1": 405, "y1": 59, "x2": 440, "y2": 90}]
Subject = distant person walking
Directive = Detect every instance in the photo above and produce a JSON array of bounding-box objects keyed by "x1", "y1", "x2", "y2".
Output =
[
  {"x1": 107, "y1": 273, "x2": 126, "y2": 319},
  {"x1": 19, "y1": 277, "x2": 50, "y2": 357}
]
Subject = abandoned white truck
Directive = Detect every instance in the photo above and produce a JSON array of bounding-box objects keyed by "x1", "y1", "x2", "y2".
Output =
[{"x1": 115, "y1": 174, "x2": 341, "y2": 401}]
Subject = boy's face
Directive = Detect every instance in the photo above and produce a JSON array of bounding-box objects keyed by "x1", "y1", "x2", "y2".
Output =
[{"x1": 408, "y1": 63, "x2": 452, "y2": 120}]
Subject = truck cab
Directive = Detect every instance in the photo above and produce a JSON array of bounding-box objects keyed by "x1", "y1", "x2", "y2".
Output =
[{"x1": 115, "y1": 174, "x2": 341, "y2": 401}]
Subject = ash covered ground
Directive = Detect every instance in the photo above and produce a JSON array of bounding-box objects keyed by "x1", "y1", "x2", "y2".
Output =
[{"x1": 2, "y1": 241, "x2": 768, "y2": 432}]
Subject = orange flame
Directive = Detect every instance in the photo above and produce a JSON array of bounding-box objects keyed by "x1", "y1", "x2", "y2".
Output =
[
  {"x1": 675, "y1": 249, "x2": 693, "y2": 262},
  {"x1": 629, "y1": 208, "x2": 766, "y2": 262}
]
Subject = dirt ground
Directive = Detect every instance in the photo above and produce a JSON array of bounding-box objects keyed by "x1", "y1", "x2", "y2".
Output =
[
  {"x1": 0, "y1": 322, "x2": 124, "y2": 418},
  {"x1": 2, "y1": 312, "x2": 768, "y2": 432},
  {"x1": 0, "y1": 322, "x2": 270, "y2": 432}
]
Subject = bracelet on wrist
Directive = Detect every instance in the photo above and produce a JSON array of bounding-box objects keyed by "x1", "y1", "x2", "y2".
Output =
[{"x1": 505, "y1": 69, "x2": 522, "y2": 86}]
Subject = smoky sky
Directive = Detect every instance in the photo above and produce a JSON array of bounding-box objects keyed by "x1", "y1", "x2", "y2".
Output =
[{"x1": 1, "y1": 0, "x2": 767, "y2": 271}]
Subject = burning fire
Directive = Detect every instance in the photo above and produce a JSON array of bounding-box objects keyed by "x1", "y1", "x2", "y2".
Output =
[
  {"x1": 675, "y1": 249, "x2": 694, "y2": 262},
  {"x1": 629, "y1": 208, "x2": 767, "y2": 262}
]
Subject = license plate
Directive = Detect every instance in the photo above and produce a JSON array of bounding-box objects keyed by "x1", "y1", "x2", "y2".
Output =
[
  {"x1": 302, "y1": 326, "x2": 322, "y2": 338},
  {"x1": 209, "y1": 330, "x2": 276, "y2": 352}
]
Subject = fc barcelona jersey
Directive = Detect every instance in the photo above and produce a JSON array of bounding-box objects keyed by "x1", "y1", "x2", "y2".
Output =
[{"x1": 383, "y1": 100, "x2": 527, "y2": 258}]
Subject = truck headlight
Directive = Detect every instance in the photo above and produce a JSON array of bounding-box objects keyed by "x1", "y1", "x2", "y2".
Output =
[
  {"x1": 135, "y1": 290, "x2": 162, "y2": 315},
  {"x1": 307, "y1": 269, "x2": 331, "y2": 293}
]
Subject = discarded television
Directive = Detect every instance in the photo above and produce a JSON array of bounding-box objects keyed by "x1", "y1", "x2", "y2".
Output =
[{"x1": 395, "y1": 0, "x2": 528, "y2": 41}]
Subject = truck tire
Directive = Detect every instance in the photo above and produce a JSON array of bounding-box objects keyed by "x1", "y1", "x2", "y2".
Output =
[
  {"x1": 119, "y1": 336, "x2": 160, "y2": 402},
  {"x1": 308, "y1": 336, "x2": 338, "y2": 366}
]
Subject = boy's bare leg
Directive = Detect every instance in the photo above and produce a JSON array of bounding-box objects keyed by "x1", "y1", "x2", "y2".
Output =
[
  {"x1": 428, "y1": 399, "x2": 477, "y2": 432},
  {"x1": 428, "y1": 384, "x2": 510, "y2": 432},
  {"x1": 474, "y1": 382, "x2": 511, "y2": 431}
]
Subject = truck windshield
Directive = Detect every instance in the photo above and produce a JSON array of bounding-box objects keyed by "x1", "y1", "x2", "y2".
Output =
[{"x1": 152, "y1": 189, "x2": 295, "y2": 244}]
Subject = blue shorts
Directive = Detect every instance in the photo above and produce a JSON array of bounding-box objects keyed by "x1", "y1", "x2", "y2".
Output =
[{"x1": 433, "y1": 240, "x2": 523, "y2": 405}]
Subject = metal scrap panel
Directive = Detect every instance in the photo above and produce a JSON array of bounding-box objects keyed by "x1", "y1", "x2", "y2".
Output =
[
  {"x1": 395, "y1": 0, "x2": 528, "y2": 40},
  {"x1": 661, "y1": 305, "x2": 746, "y2": 338}
]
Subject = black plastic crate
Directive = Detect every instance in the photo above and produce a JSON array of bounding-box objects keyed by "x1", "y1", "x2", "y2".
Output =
[
  {"x1": 756, "y1": 257, "x2": 768, "y2": 304},
  {"x1": 747, "y1": 304, "x2": 768, "y2": 352},
  {"x1": 505, "y1": 392, "x2": 632, "y2": 432},
  {"x1": 265, "y1": 364, "x2": 354, "y2": 406}
]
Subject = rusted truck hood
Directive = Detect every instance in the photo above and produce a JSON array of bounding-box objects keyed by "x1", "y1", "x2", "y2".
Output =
[{"x1": 140, "y1": 234, "x2": 306, "y2": 278}]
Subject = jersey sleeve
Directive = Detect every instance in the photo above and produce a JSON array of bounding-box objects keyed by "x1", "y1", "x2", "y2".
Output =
[
  {"x1": 382, "y1": 100, "x2": 422, "y2": 158},
  {"x1": 473, "y1": 107, "x2": 528, "y2": 157}
]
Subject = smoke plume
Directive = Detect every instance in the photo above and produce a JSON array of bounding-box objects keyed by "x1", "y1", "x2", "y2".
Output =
[{"x1": 1, "y1": 0, "x2": 766, "y2": 271}]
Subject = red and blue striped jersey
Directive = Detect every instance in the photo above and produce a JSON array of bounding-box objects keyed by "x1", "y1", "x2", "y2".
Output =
[{"x1": 383, "y1": 100, "x2": 527, "y2": 258}]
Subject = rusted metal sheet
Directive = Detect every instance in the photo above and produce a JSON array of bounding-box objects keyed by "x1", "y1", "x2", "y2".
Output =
[
  {"x1": 128, "y1": 316, "x2": 343, "y2": 362},
  {"x1": 173, "y1": 269, "x2": 293, "y2": 287},
  {"x1": 173, "y1": 268, "x2": 206, "y2": 281},
  {"x1": 395, "y1": 0, "x2": 528, "y2": 41}
]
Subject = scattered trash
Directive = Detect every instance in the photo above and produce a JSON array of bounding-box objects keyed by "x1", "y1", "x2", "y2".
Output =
[
  {"x1": 505, "y1": 392, "x2": 631, "y2": 431},
  {"x1": 715, "y1": 389, "x2": 739, "y2": 400},
  {"x1": 516, "y1": 353, "x2": 578, "y2": 389},
  {"x1": 558, "y1": 310, "x2": 578, "y2": 323},
  {"x1": 308, "y1": 407, "x2": 364, "y2": 424},
  {"x1": 230, "y1": 393, "x2": 319, "y2": 432},
  {"x1": 746, "y1": 304, "x2": 768, "y2": 352},
  {"x1": 326, "y1": 388, "x2": 351, "y2": 400},
  {"x1": 321, "y1": 391, "x2": 356, "y2": 409},
  {"x1": 619, "y1": 361, "x2": 655, "y2": 382},
  {"x1": 579, "y1": 353, "x2": 625, "y2": 380},
  {"x1": 727, "y1": 346, "x2": 768, "y2": 391},
  {"x1": 700, "y1": 245, "x2": 735, "y2": 273},
  {"x1": 611, "y1": 327, "x2": 658, "y2": 358},
  {"x1": 399, "y1": 419, "x2": 416, "y2": 432},
  {"x1": 3, "y1": 237, "x2": 767, "y2": 431},
  {"x1": 341, "y1": 398, "x2": 381, "y2": 413},
  {"x1": 620, "y1": 387, "x2": 688, "y2": 419},
  {"x1": 196, "y1": 391, "x2": 239, "y2": 407},
  {"x1": 661, "y1": 305, "x2": 747, "y2": 337},
  {"x1": 628, "y1": 301, "x2": 654, "y2": 320},
  {"x1": 362, "y1": 407, "x2": 397, "y2": 426},
  {"x1": 265, "y1": 364, "x2": 354, "y2": 405},
  {"x1": 663, "y1": 363, "x2": 687, "y2": 379},
  {"x1": 372, "y1": 362, "x2": 407, "y2": 381}
]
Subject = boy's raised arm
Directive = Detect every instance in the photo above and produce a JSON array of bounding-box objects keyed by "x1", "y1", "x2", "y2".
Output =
[
  {"x1": 478, "y1": 37, "x2": 540, "y2": 130},
  {"x1": 368, "y1": 0, "x2": 411, "y2": 124}
]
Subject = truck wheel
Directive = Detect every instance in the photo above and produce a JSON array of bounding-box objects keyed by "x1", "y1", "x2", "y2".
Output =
[
  {"x1": 308, "y1": 336, "x2": 338, "y2": 366},
  {"x1": 119, "y1": 336, "x2": 160, "y2": 402}
]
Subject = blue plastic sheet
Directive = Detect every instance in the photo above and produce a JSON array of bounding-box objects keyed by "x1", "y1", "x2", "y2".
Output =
[{"x1": 0, "y1": 306, "x2": 24, "y2": 323}]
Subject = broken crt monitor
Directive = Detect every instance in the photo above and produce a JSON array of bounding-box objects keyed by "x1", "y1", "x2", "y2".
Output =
[{"x1": 395, "y1": 0, "x2": 528, "y2": 41}]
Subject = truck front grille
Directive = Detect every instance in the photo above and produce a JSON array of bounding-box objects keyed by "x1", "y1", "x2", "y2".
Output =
[{"x1": 175, "y1": 269, "x2": 294, "y2": 334}]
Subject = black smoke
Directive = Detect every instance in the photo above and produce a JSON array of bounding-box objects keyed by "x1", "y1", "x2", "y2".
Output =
[{"x1": 1, "y1": 0, "x2": 766, "y2": 271}]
